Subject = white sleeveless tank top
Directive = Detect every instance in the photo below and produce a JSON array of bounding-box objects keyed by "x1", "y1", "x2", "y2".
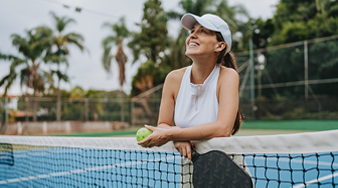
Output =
[{"x1": 174, "y1": 64, "x2": 220, "y2": 128}]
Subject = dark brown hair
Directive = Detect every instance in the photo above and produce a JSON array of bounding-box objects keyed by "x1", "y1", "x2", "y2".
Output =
[{"x1": 216, "y1": 32, "x2": 244, "y2": 135}]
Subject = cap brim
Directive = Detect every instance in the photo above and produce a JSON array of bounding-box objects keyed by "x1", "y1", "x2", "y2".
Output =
[{"x1": 181, "y1": 13, "x2": 218, "y2": 32}]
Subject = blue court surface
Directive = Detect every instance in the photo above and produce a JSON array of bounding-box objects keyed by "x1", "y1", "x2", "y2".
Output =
[
  {"x1": 0, "y1": 147, "x2": 183, "y2": 187},
  {"x1": 0, "y1": 147, "x2": 337, "y2": 187},
  {"x1": 245, "y1": 152, "x2": 338, "y2": 188}
]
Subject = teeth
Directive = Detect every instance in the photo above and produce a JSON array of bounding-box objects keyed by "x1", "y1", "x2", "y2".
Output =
[{"x1": 189, "y1": 42, "x2": 197, "y2": 46}]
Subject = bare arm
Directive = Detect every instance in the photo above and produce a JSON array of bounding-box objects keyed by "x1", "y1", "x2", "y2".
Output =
[{"x1": 157, "y1": 69, "x2": 184, "y2": 129}]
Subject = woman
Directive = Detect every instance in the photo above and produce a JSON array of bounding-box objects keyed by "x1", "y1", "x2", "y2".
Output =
[{"x1": 138, "y1": 13, "x2": 243, "y2": 161}]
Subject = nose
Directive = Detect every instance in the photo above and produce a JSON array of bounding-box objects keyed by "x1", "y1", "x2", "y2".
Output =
[{"x1": 189, "y1": 31, "x2": 197, "y2": 39}]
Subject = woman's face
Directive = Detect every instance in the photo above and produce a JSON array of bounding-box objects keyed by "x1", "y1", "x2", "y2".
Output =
[{"x1": 185, "y1": 22, "x2": 220, "y2": 59}]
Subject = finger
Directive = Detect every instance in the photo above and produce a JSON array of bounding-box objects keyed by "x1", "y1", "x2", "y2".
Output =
[
  {"x1": 178, "y1": 147, "x2": 182, "y2": 154},
  {"x1": 144, "y1": 125, "x2": 155, "y2": 131},
  {"x1": 181, "y1": 147, "x2": 187, "y2": 158},
  {"x1": 138, "y1": 137, "x2": 151, "y2": 146},
  {"x1": 146, "y1": 143, "x2": 153, "y2": 148},
  {"x1": 190, "y1": 141, "x2": 195, "y2": 149},
  {"x1": 186, "y1": 145, "x2": 192, "y2": 161}
]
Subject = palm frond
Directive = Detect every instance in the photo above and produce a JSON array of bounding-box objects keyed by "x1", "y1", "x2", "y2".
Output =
[
  {"x1": 64, "y1": 34, "x2": 85, "y2": 51},
  {"x1": 102, "y1": 36, "x2": 119, "y2": 48},
  {"x1": 0, "y1": 53, "x2": 20, "y2": 61},
  {"x1": 44, "y1": 54, "x2": 67, "y2": 64},
  {"x1": 11, "y1": 34, "x2": 31, "y2": 57},
  {"x1": 64, "y1": 32, "x2": 84, "y2": 42},
  {"x1": 20, "y1": 67, "x2": 31, "y2": 88},
  {"x1": 102, "y1": 47, "x2": 114, "y2": 73},
  {"x1": 42, "y1": 70, "x2": 55, "y2": 92},
  {"x1": 10, "y1": 58, "x2": 27, "y2": 71},
  {"x1": 51, "y1": 70, "x2": 69, "y2": 82},
  {"x1": 0, "y1": 75, "x2": 10, "y2": 87},
  {"x1": 62, "y1": 17, "x2": 76, "y2": 28},
  {"x1": 2, "y1": 72, "x2": 18, "y2": 97},
  {"x1": 50, "y1": 11, "x2": 76, "y2": 33}
]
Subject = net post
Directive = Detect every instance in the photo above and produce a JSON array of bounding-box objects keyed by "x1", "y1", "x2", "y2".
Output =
[
  {"x1": 131, "y1": 99, "x2": 135, "y2": 127},
  {"x1": 84, "y1": 98, "x2": 89, "y2": 121},
  {"x1": 249, "y1": 39, "x2": 256, "y2": 119},
  {"x1": 180, "y1": 157, "x2": 194, "y2": 188},
  {"x1": 304, "y1": 40, "x2": 309, "y2": 99}
]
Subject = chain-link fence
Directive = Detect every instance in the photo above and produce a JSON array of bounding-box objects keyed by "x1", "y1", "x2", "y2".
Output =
[
  {"x1": 14, "y1": 97, "x2": 131, "y2": 122},
  {"x1": 237, "y1": 35, "x2": 338, "y2": 120},
  {"x1": 1, "y1": 36, "x2": 337, "y2": 131}
]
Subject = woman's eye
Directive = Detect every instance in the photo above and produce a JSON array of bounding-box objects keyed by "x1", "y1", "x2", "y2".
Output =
[{"x1": 201, "y1": 29, "x2": 207, "y2": 33}]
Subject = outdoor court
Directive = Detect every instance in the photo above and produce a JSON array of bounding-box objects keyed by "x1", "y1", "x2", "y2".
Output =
[{"x1": 1, "y1": 144, "x2": 337, "y2": 187}]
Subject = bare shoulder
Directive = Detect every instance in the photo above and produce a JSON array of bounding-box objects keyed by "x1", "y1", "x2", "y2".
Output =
[
  {"x1": 219, "y1": 66, "x2": 239, "y2": 83},
  {"x1": 164, "y1": 67, "x2": 187, "y2": 100},
  {"x1": 165, "y1": 67, "x2": 187, "y2": 83},
  {"x1": 166, "y1": 67, "x2": 187, "y2": 81},
  {"x1": 216, "y1": 66, "x2": 240, "y2": 99}
]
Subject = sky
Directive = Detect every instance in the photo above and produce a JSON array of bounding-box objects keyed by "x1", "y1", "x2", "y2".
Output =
[{"x1": 0, "y1": 0, "x2": 279, "y2": 96}]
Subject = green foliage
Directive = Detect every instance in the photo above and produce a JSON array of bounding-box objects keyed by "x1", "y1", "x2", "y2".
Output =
[
  {"x1": 36, "y1": 89, "x2": 128, "y2": 121},
  {"x1": 131, "y1": 61, "x2": 168, "y2": 96},
  {"x1": 252, "y1": 18, "x2": 274, "y2": 49},
  {"x1": 128, "y1": 0, "x2": 168, "y2": 63},
  {"x1": 268, "y1": 0, "x2": 338, "y2": 46},
  {"x1": 70, "y1": 86, "x2": 86, "y2": 99},
  {"x1": 128, "y1": 0, "x2": 170, "y2": 96},
  {"x1": 0, "y1": 28, "x2": 49, "y2": 97}
]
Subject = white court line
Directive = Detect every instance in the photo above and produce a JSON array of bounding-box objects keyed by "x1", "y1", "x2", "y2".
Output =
[
  {"x1": 0, "y1": 156, "x2": 175, "y2": 185},
  {"x1": 13, "y1": 148, "x2": 84, "y2": 158},
  {"x1": 293, "y1": 171, "x2": 338, "y2": 188},
  {"x1": 248, "y1": 156, "x2": 338, "y2": 167}
]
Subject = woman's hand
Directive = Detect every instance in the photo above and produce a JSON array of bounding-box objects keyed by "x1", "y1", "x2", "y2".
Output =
[
  {"x1": 173, "y1": 141, "x2": 194, "y2": 161},
  {"x1": 138, "y1": 125, "x2": 180, "y2": 147}
]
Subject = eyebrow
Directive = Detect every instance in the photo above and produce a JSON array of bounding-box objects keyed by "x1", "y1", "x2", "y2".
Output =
[{"x1": 191, "y1": 25, "x2": 205, "y2": 30}]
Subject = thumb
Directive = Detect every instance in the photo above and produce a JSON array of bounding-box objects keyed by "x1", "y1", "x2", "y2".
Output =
[{"x1": 145, "y1": 124, "x2": 155, "y2": 131}]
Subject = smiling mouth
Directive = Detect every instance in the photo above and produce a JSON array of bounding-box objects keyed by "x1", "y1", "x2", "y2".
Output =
[{"x1": 188, "y1": 42, "x2": 199, "y2": 47}]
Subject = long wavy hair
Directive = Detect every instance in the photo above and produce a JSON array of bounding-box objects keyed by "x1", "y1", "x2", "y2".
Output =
[{"x1": 216, "y1": 32, "x2": 244, "y2": 135}]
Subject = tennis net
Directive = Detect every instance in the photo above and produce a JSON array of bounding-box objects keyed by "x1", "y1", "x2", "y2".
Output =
[{"x1": 0, "y1": 129, "x2": 338, "y2": 187}]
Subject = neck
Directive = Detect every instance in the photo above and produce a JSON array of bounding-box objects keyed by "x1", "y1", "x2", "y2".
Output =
[{"x1": 190, "y1": 57, "x2": 217, "y2": 84}]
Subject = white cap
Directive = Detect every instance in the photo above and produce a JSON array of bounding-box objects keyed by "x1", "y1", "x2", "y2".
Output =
[{"x1": 181, "y1": 13, "x2": 232, "y2": 53}]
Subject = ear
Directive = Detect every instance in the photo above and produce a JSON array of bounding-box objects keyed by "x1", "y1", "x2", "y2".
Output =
[{"x1": 215, "y1": 42, "x2": 226, "y2": 52}]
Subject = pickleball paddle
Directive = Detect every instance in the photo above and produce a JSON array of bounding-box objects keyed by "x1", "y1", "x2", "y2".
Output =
[{"x1": 191, "y1": 149, "x2": 253, "y2": 188}]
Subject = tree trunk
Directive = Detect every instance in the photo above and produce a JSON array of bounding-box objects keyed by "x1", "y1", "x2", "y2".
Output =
[
  {"x1": 25, "y1": 93, "x2": 29, "y2": 135},
  {"x1": 33, "y1": 90, "x2": 38, "y2": 122},
  {"x1": 0, "y1": 98, "x2": 5, "y2": 134},
  {"x1": 120, "y1": 87, "x2": 125, "y2": 122},
  {"x1": 56, "y1": 63, "x2": 61, "y2": 121},
  {"x1": 56, "y1": 78, "x2": 61, "y2": 121}
]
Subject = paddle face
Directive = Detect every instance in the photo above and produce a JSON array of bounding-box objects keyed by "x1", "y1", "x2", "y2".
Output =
[{"x1": 192, "y1": 149, "x2": 253, "y2": 188}]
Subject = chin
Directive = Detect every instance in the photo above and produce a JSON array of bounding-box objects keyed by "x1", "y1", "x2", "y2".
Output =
[{"x1": 185, "y1": 49, "x2": 198, "y2": 57}]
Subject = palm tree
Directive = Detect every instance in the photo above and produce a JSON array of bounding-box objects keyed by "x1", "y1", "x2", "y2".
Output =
[
  {"x1": 102, "y1": 17, "x2": 130, "y2": 122},
  {"x1": 0, "y1": 29, "x2": 49, "y2": 123},
  {"x1": 35, "y1": 12, "x2": 85, "y2": 121}
]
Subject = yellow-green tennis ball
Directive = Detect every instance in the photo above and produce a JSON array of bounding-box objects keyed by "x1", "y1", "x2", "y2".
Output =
[{"x1": 136, "y1": 127, "x2": 153, "y2": 143}]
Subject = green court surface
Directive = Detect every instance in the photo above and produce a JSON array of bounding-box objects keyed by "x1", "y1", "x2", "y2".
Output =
[
  {"x1": 48, "y1": 126, "x2": 143, "y2": 137},
  {"x1": 46, "y1": 120, "x2": 338, "y2": 137},
  {"x1": 241, "y1": 120, "x2": 338, "y2": 131}
]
